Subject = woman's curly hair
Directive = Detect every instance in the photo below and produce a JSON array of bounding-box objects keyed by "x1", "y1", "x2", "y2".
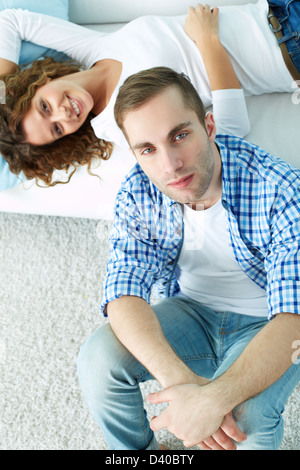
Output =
[{"x1": 0, "y1": 57, "x2": 113, "y2": 186}]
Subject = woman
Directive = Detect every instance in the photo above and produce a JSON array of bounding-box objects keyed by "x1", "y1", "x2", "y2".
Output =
[{"x1": 0, "y1": 1, "x2": 296, "y2": 186}]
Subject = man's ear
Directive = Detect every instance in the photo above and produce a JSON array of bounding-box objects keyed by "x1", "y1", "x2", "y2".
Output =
[{"x1": 205, "y1": 112, "x2": 217, "y2": 143}]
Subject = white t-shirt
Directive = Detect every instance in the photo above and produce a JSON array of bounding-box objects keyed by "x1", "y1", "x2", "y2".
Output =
[
  {"x1": 177, "y1": 200, "x2": 268, "y2": 317},
  {"x1": 0, "y1": 0, "x2": 292, "y2": 150}
]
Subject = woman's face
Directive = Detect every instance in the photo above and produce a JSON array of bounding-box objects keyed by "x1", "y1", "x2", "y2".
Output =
[{"x1": 22, "y1": 77, "x2": 94, "y2": 145}]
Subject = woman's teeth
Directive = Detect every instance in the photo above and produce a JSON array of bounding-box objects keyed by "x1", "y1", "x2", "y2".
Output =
[{"x1": 69, "y1": 97, "x2": 80, "y2": 116}]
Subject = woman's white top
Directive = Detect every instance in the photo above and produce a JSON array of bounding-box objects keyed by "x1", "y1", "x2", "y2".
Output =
[
  {"x1": 0, "y1": 0, "x2": 293, "y2": 148},
  {"x1": 177, "y1": 200, "x2": 268, "y2": 317}
]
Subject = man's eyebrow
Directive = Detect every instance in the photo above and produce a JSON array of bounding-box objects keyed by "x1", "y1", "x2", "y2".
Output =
[
  {"x1": 132, "y1": 141, "x2": 154, "y2": 151},
  {"x1": 132, "y1": 121, "x2": 192, "y2": 151},
  {"x1": 167, "y1": 121, "x2": 192, "y2": 140}
]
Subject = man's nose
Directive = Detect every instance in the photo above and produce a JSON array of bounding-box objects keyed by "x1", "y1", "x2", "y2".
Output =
[{"x1": 161, "y1": 148, "x2": 184, "y2": 174}]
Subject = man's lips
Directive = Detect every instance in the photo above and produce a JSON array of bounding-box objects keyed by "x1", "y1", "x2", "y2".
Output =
[{"x1": 167, "y1": 174, "x2": 194, "y2": 189}]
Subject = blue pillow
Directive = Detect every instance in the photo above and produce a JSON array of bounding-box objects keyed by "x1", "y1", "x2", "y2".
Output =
[
  {"x1": 0, "y1": 0, "x2": 69, "y2": 191},
  {"x1": 0, "y1": 0, "x2": 69, "y2": 64},
  {"x1": 0, "y1": 158, "x2": 26, "y2": 191}
]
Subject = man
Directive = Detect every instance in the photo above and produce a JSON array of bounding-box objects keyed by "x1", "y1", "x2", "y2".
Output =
[{"x1": 77, "y1": 67, "x2": 300, "y2": 450}]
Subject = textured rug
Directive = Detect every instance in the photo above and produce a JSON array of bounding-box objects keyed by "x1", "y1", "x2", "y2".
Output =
[{"x1": 0, "y1": 211, "x2": 299, "y2": 450}]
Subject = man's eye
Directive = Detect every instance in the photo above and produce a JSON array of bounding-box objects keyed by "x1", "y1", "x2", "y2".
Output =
[
  {"x1": 141, "y1": 147, "x2": 155, "y2": 155},
  {"x1": 175, "y1": 132, "x2": 187, "y2": 141}
]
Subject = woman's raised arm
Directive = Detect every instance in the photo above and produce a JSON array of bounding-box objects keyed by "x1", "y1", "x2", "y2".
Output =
[
  {"x1": 0, "y1": 9, "x2": 101, "y2": 70},
  {"x1": 185, "y1": 4, "x2": 250, "y2": 138},
  {"x1": 185, "y1": 4, "x2": 240, "y2": 91}
]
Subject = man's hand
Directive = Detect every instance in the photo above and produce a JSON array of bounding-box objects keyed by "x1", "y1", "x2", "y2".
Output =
[
  {"x1": 147, "y1": 383, "x2": 246, "y2": 450},
  {"x1": 197, "y1": 412, "x2": 246, "y2": 450}
]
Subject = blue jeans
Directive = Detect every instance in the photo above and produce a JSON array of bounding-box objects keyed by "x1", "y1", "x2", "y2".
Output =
[
  {"x1": 268, "y1": 0, "x2": 300, "y2": 71},
  {"x1": 77, "y1": 297, "x2": 300, "y2": 450}
]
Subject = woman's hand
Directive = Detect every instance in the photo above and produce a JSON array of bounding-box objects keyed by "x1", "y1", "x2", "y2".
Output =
[
  {"x1": 185, "y1": 4, "x2": 219, "y2": 48},
  {"x1": 0, "y1": 58, "x2": 17, "y2": 77}
]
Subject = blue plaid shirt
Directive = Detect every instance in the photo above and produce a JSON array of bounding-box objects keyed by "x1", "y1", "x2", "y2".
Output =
[{"x1": 101, "y1": 135, "x2": 300, "y2": 320}]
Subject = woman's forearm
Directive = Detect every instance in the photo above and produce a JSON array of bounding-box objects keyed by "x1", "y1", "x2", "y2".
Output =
[
  {"x1": 196, "y1": 35, "x2": 240, "y2": 91},
  {"x1": 185, "y1": 5, "x2": 240, "y2": 91},
  {"x1": 107, "y1": 295, "x2": 208, "y2": 388}
]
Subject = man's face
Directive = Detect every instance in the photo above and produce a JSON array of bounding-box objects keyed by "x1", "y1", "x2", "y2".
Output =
[{"x1": 123, "y1": 86, "x2": 221, "y2": 206}]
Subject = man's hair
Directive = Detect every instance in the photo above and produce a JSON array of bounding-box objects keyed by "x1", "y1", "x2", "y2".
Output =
[{"x1": 114, "y1": 66, "x2": 207, "y2": 142}]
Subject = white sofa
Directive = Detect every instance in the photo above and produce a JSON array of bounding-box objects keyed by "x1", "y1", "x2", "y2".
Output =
[{"x1": 0, "y1": 0, "x2": 299, "y2": 220}]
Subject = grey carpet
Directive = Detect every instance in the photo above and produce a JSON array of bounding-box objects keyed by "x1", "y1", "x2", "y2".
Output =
[{"x1": 0, "y1": 211, "x2": 299, "y2": 450}]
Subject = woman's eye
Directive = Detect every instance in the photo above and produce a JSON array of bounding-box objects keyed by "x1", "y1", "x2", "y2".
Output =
[
  {"x1": 41, "y1": 101, "x2": 49, "y2": 112},
  {"x1": 54, "y1": 124, "x2": 62, "y2": 136}
]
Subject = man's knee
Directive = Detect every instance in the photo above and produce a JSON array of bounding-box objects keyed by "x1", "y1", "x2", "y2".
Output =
[
  {"x1": 233, "y1": 393, "x2": 284, "y2": 450},
  {"x1": 77, "y1": 323, "x2": 128, "y2": 391},
  {"x1": 77, "y1": 322, "x2": 145, "y2": 395}
]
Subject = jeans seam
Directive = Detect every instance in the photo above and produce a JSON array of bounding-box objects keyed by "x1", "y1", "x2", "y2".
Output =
[{"x1": 278, "y1": 6, "x2": 300, "y2": 51}]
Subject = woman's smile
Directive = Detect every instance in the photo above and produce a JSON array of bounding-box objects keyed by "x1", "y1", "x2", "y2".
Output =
[{"x1": 67, "y1": 96, "x2": 82, "y2": 117}]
